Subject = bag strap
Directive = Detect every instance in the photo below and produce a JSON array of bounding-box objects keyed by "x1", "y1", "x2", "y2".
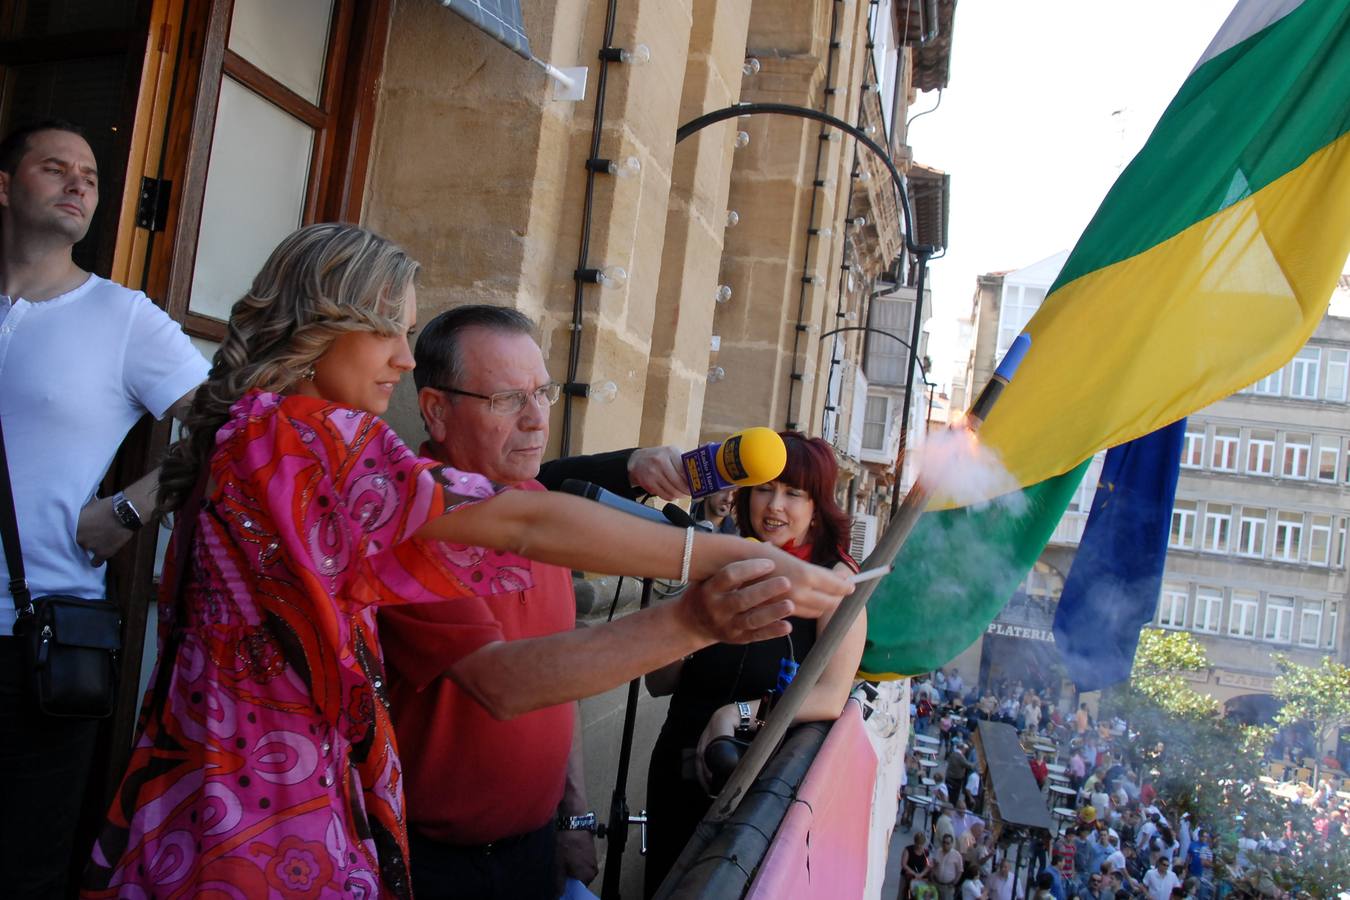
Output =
[{"x1": 0, "y1": 415, "x2": 33, "y2": 617}]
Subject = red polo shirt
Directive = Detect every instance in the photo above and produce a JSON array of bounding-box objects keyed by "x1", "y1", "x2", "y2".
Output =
[{"x1": 380, "y1": 479, "x2": 576, "y2": 844}]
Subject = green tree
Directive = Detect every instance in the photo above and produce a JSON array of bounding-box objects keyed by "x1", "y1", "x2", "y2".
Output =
[
  {"x1": 1272, "y1": 654, "x2": 1350, "y2": 784},
  {"x1": 1100, "y1": 631, "x2": 1349, "y2": 897}
]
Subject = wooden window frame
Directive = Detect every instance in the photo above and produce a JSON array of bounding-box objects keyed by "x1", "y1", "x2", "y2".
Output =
[{"x1": 153, "y1": 0, "x2": 389, "y2": 343}]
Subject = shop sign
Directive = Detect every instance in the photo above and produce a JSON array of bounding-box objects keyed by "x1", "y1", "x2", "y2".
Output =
[{"x1": 986, "y1": 622, "x2": 1054, "y2": 643}]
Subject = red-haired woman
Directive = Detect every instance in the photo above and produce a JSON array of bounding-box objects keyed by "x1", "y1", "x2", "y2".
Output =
[{"x1": 643, "y1": 431, "x2": 867, "y2": 895}]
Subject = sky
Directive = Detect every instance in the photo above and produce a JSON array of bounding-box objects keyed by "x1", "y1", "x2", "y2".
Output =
[{"x1": 910, "y1": 0, "x2": 1239, "y2": 387}]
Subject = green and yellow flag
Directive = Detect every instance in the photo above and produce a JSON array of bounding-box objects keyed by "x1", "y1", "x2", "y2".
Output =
[{"x1": 862, "y1": 0, "x2": 1350, "y2": 678}]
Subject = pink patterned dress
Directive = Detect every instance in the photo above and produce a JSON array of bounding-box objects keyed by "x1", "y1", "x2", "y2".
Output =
[{"x1": 84, "y1": 391, "x2": 531, "y2": 899}]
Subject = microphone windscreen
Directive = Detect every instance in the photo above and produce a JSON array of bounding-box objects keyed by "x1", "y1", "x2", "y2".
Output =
[{"x1": 716, "y1": 427, "x2": 787, "y2": 487}]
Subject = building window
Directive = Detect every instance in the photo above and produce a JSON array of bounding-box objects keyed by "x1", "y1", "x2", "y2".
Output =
[
  {"x1": 1252, "y1": 367, "x2": 1283, "y2": 396},
  {"x1": 1273, "y1": 511, "x2": 1303, "y2": 562},
  {"x1": 864, "y1": 298, "x2": 914, "y2": 386},
  {"x1": 1170, "y1": 501, "x2": 1197, "y2": 549},
  {"x1": 1246, "y1": 430, "x2": 1275, "y2": 475},
  {"x1": 1282, "y1": 433, "x2": 1311, "y2": 479},
  {"x1": 997, "y1": 285, "x2": 1044, "y2": 359},
  {"x1": 1201, "y1": 504, "x2": 1231, "y2": 553},
  {"x1": 1299, "y1": 601, "x2": 1323, "y2": 647},
  {"x1": 1194, "y1": 588, "x2": 1223, "y2": 634},
  {"x1": 861, "y1": 394, "x2": 889, "y2": 451},
  {"x1": 1181, "y1": 427, "x2": 1205, "y2": 468},
  {"x1": 1326, "y1": 349, "x2": 1349, "y2": 402},
  {"x1": 1289, "y1": 348, "x2": 1320, "y2": 399},
  {"x1": 1265, "y1": 598, "x2": 1294, "y2": 643},
  {"x1": 1238, "y1": 508, "x2": 1267, "y2": 557},
  {"x1": 1310, "y1": 514, "x2": 1333, "y2": 566},
  {"x1": 1328, "y1": 602, "x2": 1339, "y2": 649},
  {"x1": 1317, "y1": 444, "x2": 1339, "y2": 481},
  {"x1": 1338, "y1": 518, "x2": 1349, "y2": 569},
  {"x1": 1211, "y1": 427, "x2": 1240, "y2": 471},
  {"x1": 1159, "y1": 587, "x2": 1188, "y2": 629},
  {"x1": 1229, "y1": 592, "x2": 1258, "y2": 639}
]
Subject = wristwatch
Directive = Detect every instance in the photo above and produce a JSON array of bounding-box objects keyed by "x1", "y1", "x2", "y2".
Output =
[
  {"x1": 557, "y1": 811, "x2": 599, "y2": 832},
  {"x1": 734, "y1": 701, "x2": 755, "y2": 741},
  {"x1": 112, "y1": 492, "x2": 144, "y2": 531}
]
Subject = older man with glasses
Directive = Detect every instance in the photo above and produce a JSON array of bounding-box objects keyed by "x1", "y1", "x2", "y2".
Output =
[{"x1": 378, "y1": 305, "x2": 798, "y2": 899}]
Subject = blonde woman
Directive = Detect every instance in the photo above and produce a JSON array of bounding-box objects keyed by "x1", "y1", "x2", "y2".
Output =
[{"x1": 83, "y1": 224, "x2": 849, "y2": 898}]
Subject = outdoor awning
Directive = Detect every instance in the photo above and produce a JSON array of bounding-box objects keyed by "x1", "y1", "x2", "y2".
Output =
[
  {"x1": 436, "y1": 0, "x2": 585, "y2": 99},
  {"x1": 439, "y1": 0, "x2": 532, "y2": 59},
  {"x1": 975, "y1": 720, "x2": 1056, "y2": 834}
]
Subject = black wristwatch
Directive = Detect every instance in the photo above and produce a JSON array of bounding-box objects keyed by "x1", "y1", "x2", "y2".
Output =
[
  {"x1": 557, "y1": 811, "x2": 599, "y2": 832},
  {"x1": 733, "y1": 701, "x2": 756, "y2": 741},
  {"x1": 112, "y1": 492, "x2": 144, "y2": 531}
]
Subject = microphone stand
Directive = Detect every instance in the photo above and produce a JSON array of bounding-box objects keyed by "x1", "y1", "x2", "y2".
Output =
[{"x1": 600, "y1": 576, "x2": 653, "y2": 900}]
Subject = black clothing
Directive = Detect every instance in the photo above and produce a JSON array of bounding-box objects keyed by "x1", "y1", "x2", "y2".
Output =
[
  {"x1": 537, "y1": 449, "x2": 640, "y2": 498},
  {"x1": 408, "y1": 823, "x2": 556, "y2": 900},
  {"x1": 643, "y1": 619, "x2": 818, "y2": 896},
  {"x1": 0, "y1": 637, "x2": 101, "y2": 899}
]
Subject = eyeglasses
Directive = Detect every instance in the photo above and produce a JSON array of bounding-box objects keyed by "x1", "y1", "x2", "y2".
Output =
[{"x1": 437, "y1": 382, "x2": 562, "y2": 415}]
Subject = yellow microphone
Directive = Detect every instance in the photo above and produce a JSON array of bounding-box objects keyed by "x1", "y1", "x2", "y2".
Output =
[{"x1": 681, "y1": 427, "x2": 787, "y2": 499}]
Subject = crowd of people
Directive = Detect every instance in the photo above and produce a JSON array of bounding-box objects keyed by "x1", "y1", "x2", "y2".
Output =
[
  {"x1": 0, "y1": 120, "x2": 865, "y2": 899},
  {"x1": 899, "y1": 670, "x2": 1350, "y2": 900}
]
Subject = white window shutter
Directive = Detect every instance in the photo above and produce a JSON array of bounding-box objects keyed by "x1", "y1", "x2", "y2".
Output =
[{"x1": 850, "y1": 513, "x2": 878, "y2": 562}]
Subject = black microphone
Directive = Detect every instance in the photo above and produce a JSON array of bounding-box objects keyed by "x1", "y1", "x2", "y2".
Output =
[
  {"x1": 558, "y1": 479, "x2": 676, "y2": 527},
  {"x1": 659, "y1": 503, "x2": 702, "y2": 530}
]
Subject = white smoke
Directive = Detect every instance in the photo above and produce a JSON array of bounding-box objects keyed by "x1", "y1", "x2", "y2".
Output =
[{"x1": 914, "y1": 424, "x2": 1026, "y2": 512}]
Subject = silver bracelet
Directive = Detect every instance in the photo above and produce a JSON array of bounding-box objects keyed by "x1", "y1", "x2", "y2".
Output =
[{"x1": 677, "y1": 526, "x2": 694, "y2": 587}]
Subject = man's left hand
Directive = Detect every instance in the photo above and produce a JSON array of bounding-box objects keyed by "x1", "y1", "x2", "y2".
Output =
[
  {"x1": 554, "y1": 828, "x2": 598, "y2": 895},
  {"x1": 76, "y1": 496, "x2": 136, "y2": 566},
  {"x1": 627, "y1": 446, "x2": 687, "y2": 500}
]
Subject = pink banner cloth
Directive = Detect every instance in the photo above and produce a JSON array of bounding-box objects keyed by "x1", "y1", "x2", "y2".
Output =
[{"x1": 746, "y1": 701, "x2": 878, "y2": 899}]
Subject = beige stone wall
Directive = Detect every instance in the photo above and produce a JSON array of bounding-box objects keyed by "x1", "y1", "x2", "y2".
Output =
[
  {"x1": 367, "y1": 0, "x2": 712, "y2": 458},
  {"x1": 638, "y1": 0, "x2": 752, "y2": 449},
  {"x1": 705, "y1": 0, "x2": 900, "y2": 442}
]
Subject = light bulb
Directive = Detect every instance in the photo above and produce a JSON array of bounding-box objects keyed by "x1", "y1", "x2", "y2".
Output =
[
  {"x1": 800, "y1": 372, "x2": 815, "y2": 384},
  {"x1": 857, "y1": 171, "x2": 871, "y2": 182},
  {"x1": 864, "y1": 124, "x2": 877, "y2": 136},
  {"x1": 707, "y1": 366, "x2": 726, "y2": 383},
  {"x1": 810, "y1": 226, "x2": 834, "y2": 238},
  {"x1": 608, "y1": 156, "x2": 641, "y2": 177},
  {"x1": 862, "y1": 82, "x2": 880, "y2": 94},
  {"x1": 849, "y1": 216, "x2": 867, "y2": 228},
  {"x1": 725, "y1": 210, "x2": 740, "y2": 228},
  {"x1": 821, "y1": 130, "x2": 841, "y2": 142},
  {"x1": 803, "y1": 275, "x2": 823, "y2": 287},
  {"x1": 715, "y1": 284, "x2": 733, "y2": 304},
  {"x1": 588, "y1": 380, "x2": 619, "y2": 403},
  {"x1": 734, "y1": 130, "x2": 751, "y2": 149},
  {"x1": 620, "y1": 44, "x2": 651, "y2": 65},
  {"x1": 742, "y1": 58, "x2": 761, "y2": 76},
  {"x1": 597, "y1": 265, "x2": 628, "y2": 288}
]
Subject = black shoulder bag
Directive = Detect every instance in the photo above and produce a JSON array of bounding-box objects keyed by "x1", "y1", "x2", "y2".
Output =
[{"x1": 0, "y1": 416, "x2": 122, "y2": 718}]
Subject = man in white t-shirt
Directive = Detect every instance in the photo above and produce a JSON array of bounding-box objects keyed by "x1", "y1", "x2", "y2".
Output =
[
  {"x1": 1142, "y1": 856, "x2": 1180, "y2": 900},
  {"x1": 1104, "y1": 833, "x2": 1127, "y2": 873},
  {"x1": 965, "y1": 767, "x2": 982, "y2": 813},
  {"x1": 0, "y1": 120, "x2": 207, "y2": 898},
  {"x1": 946, "y1": 668, "x2": 964, "y2": 702}
]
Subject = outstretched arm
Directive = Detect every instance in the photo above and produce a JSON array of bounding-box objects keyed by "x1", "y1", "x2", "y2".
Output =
[
  {"x1": 415, "y1": 489, "x2": 851, "y2": 617},
  {"x1": 448, "y1": 559, "x2": 795, "y2": 719}
]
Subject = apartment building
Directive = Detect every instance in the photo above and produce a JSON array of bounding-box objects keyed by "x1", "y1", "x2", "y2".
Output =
[{"x1": 1159, "y1": 308, "x2": 1350, "y2": 719}]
